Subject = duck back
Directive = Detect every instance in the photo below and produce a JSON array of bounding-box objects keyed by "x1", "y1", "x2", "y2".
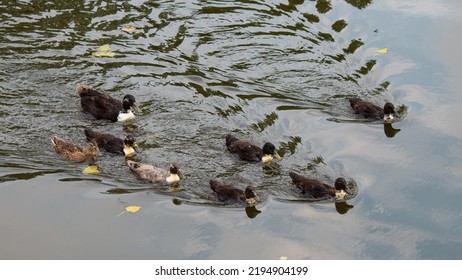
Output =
[
  {"x1": 51, "y1": 136, "x2": 97, "y2": 163},
  {"x1": 210, "y1": 180, "x2": 245, "y2": 201},
  {"x1": 77, "y1": 85, "x2": 122, "y2": 122},
  {"x1": 289, "y1": 172, "x2": 335, "y2": 198},
  {"x1": 84, "y1": 129, "x2": 124, "y2": 154},
  {"x1": 349, "y1": 98, "x2": 384, "y2": 119},
  {"x1": 127, "y1": 160, "x2": 170, "y2": 183},
  {"x1": 225, "y1": 134, "x2": 262, "y2": 162}
]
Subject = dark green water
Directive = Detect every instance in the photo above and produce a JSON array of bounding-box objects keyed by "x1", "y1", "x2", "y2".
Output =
[{"x1": 1, "y1": 0, "x2": 462, "y2": 259}]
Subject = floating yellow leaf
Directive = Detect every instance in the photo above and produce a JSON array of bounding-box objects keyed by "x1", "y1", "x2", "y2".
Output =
[
  {"x1": 125, "y1": 205, "x2": 141, "y2": 213},
  {"x1": 376, "y1": 48, "x2": 388, "y2": 54},
  {"x1": 98, "y1": 44, "x2": 111, "y2": 52},
  {"x1": 121, "y1": 26, "x2": 136, "y2": 32},
  {"x1": 117, "y1": 205, "x2": 142, "y2": 217},
  {"x1": 82, "y1": 164, "x2": 100, "y2": 174},
  {"x1": 92, "y1": 44, "x2": 115, "y2": 57}
]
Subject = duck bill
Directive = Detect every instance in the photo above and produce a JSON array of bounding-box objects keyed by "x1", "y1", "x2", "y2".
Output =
[
  {"x1": 89, "y1": 141, "x2": 101, "y2": 156},
  {"x1": 254, "y1": 192, "x2": 261, "y2": 202},
  {"x1": 345, "y1": 187, "x2": 353, "y2": 195},
  {"x1": 131, "y1": 103, "x2": 142, "y2": 114},
  {"x1": 273, "y1": 152, "x2": 281, "y2": 160}
]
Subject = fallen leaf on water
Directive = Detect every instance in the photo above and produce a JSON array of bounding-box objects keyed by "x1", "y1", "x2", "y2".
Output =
[
  {"x1": 376, "y1": 48, "x2": 388, "y2": 54},
  {"x1": 116, "y1": 205, "x2": 142, "y2": 217},
  {"x1": 125, "y1": 205, "x2": 141, "y2": 213},
  {"x1": 97, "y1": 44, "x2": 111, "y2": 52},
  {"x1": 92, "y1": 44, "x2": 115, "y2": 57},
  {"x1": 82, "y1": 164, "x2": 100, "y2": 175},
  {"x1": 121, "y1": 26, "x2": 136, "y2": 32}
]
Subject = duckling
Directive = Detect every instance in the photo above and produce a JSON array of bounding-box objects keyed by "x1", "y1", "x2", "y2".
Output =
[
  {"x1": 76, "y1": 84, "x2": 137, "y2": 122},
  {"x1": 349, "y1": 97, "x2": 396, "y2": 122},
  {"x1": 84, "y1": 128, "x2": 136, "y2": 156},
  {"x1": 126, "y1": 160, "x2": 180, "y2": 183},
  {"x1": 289, "y1": 172, "x2": 351, "y2": 200},
  {"x1": 225, "y1": 134, "x2": 279, "y2": 163},
  {"x1": 209, "y1": 180, "x2": 258, "y2": 205},
  {"x1": 51, "y1": 135, "x2": 98, "y2": 163}
]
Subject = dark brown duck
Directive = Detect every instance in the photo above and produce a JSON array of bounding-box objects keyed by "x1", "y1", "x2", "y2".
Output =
[
  {"x1": 76, "y1": 84, "x2": 137, "y2": 122},
  {"x1": 349, "y1": 97, "x2": 396, "y2": 122},
  {"x1": 225, "y1": 134, "x2": 279, "y2": 163},
  {"x1": 84, "y1": 128, "x2": 136, "y2": 156},
  {"x1": 289, "y1": 172, "x2": 351, "y2": 200},
  {"x1": 209, "y1": 180, "x2": 258, "y2": 205}
]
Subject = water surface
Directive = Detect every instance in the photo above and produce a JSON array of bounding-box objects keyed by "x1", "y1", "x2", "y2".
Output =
[{"x1": 1, "y1": 0, "x2": 462, "y2": 259}]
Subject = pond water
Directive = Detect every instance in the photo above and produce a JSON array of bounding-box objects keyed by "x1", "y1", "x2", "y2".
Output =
[{"x1": 1, "y1": 0, "x2": 462, "y2": 259}]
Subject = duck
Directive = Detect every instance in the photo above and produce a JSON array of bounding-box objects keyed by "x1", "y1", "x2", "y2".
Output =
[
  {"x1": 76, "y1": 84, "x2": 137, "y2": 122},
  {"x1": 51, "y1": 135, "x2": 98, "y2": 163},
  {"x1": 209, "y1": 180, "x2": 258, "y2": 205},
  {"x1": 225, "y1": 134, "x2": 279, "y2": 163},
  {"x1": 289, "y1": 172, "x2": 351, "y2": 200},
  {"x1": 126, "y1": 160, "x2": 180, "y2": 183},
  {"x1": 349, "y1": 97, "x2": 396, "y2": 122},
  {"x1": 84, "y1": 128, "x2": 137, "y2": 156}
]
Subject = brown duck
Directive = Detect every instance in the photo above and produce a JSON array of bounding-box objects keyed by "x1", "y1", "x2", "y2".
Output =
[
  {"x1": 51, "y1": 136, "x2": 98, "y2": 163},
  {"x1": 76, "y1": 84, "x2": 137, "y2": 122},
  {"x1": 289, "y1": 172, "x2": 351, "y2": 200},
  {"x1": 127, "y1": 160, "x2": 180, "y2": 183},
  {"x1": 209, "y1": 180, "x2": 258, "y2": 205},
  {"x1": 225, "y1": 134, "x2": 279, "y2": 163},
  {"x1": 349, "y1": 97, "x2": 396, "y2": 122},
  {"x1": 84, "y1": 128, "x2": 137, "y2": 156}
]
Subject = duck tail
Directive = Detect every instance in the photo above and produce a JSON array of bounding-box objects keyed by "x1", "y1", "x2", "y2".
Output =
[
  {"x1": 225, "y1": 134, "x2": 238, "y2": 147},
  {"x1": 209, "y1": 180, "x2": 220, "y2": 191},
  {"x1": 84, "y1": 128, "x2": 98, "y2": 141},
  {"x1": 75, "y1": 84, "x2": 91, "y2": 96},
  {"x1": 348, "y1": 97, "x2": 361, "y2": 108},
  {"x1": 289, "y1": 172, "x2": 302, "y2": 183}
]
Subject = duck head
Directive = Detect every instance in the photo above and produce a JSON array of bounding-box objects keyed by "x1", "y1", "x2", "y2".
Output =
[
  {"x1": 169, "y1": 163, "x2": 180, "y2": 174},
  {"x1": 122, "y1": 94, "x2": 136, "y2": 111},
  {"x1": 123, "y1": 135, "x2": 137, "y2": 157},
  {"x1": 244, "y1": 186, "x2": 259, "y2": 205},
  {"x1": 383, "y1": 102, "x2": 396, "y2": 123},
  {"x1": 118, "y1": 94, "x2": 138, "y2": 121},
  {"x1": 261, "y1": 142, "x2": 281, "y2": 163},
  {"x1": 85, "y1": 141, "x2": 100, "y2": 163},
  {"x1": 166, "y1": 163, "x2": 181, "y2": 183},
  {"x1": 334, "y1": 177, "x2": 352, "y2": 200}
]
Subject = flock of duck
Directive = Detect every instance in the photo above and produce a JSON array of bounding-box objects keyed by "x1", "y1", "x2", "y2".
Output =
[{"x1": 51, "y1": 84, "x2": 398, "y2": 206}]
